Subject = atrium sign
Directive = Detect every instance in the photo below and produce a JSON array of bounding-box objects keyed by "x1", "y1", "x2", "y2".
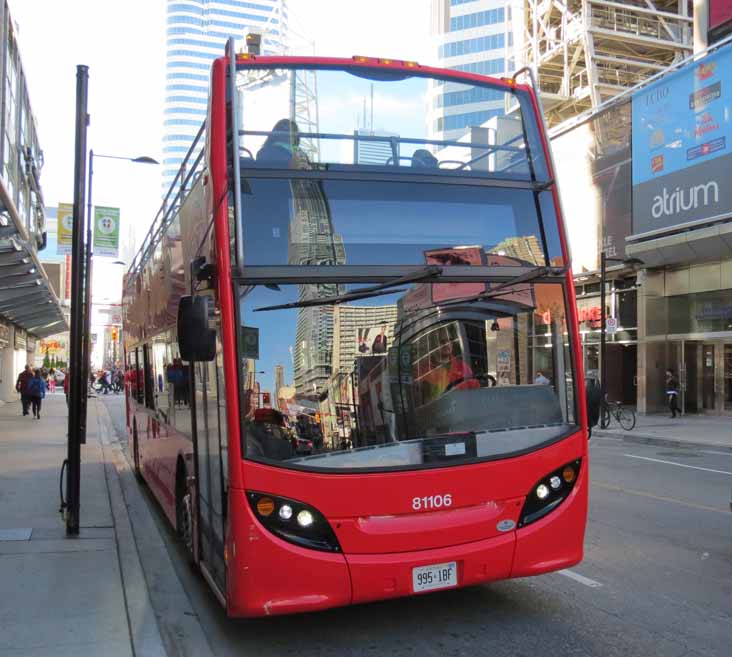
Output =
[{"x1": 631, "y1": 43, "x2": 732, "y2": 233}]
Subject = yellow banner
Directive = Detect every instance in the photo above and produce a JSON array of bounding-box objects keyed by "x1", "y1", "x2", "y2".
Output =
[{"x1": 57, "y1": 202, "x2": 74, "y2": 255}]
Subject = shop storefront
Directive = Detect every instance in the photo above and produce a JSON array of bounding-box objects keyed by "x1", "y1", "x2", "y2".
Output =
[
  {"x1": 640, "y1": 271, "x2": 732, "y2": 415},
  {"x1": 575, "y1": 276, "x2": 639, "y2": 406}
]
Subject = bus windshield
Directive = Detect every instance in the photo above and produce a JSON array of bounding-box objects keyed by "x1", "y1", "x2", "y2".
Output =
[
  {"x1": 239, "y1": 281, "x2": 576, "y2": 471},
  {"x1": 234, "y1": 63, "x2": 576, "y2": 472}
]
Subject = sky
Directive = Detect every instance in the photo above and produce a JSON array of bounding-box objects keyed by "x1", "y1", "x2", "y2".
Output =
[
  {"x1": 10, "y1": 0, "x2": 433, "y2": 345},
  {"x1": 11, "y1": 0, "x2": 434, "y2": 281}
]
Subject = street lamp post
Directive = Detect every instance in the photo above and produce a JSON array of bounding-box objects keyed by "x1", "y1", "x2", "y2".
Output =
[
  {"x1": 599, "y1": 252, "x2": 644, "y2": 427},
  {"x1": 81, "y1": 151, "x2": 158, "y2": 435}
]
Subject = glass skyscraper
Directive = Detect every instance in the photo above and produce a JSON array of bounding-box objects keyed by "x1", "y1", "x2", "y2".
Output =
[
  {"x1": 430, "y1": 0, "x2": 512, "y2": 142},
  {"x1": 164, "y1": 0, "x2": 288, "y2": 192}
]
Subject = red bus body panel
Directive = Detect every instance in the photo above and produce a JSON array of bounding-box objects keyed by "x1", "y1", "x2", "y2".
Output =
[
  {"x1": 227, "y1": 431, "x2": 587, "y2": 616},
  {"x1": 126, "y1": 53, "x2": 588, "y2": 618}
]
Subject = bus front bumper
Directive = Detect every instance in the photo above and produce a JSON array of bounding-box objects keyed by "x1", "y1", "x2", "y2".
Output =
[{"x1": 227, "y1": 479, "x2": 586, "y2": 617}]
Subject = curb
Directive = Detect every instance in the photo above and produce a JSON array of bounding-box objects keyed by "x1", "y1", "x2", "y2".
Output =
[
  {"x1": 96, "y1": 398, "x2": 215, "y2": 657},
  {"x1": 96, "y1": 399, "x2": 168, "y2": 657},
  {"x1": 592, "y1": 429, "x2": 732, "y2": 452}
]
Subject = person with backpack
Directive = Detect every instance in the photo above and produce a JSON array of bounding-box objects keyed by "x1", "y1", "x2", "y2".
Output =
[{"x1": 28, "y1": 368, "x2": 47, "y2": 419}]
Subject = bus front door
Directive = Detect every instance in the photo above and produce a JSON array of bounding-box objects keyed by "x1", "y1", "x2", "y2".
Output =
[{"x1": 191, "y1": 298, "x2": 227, "y2": 596}]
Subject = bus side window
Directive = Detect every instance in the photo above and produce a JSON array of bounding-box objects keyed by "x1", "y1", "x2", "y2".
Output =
[
  {"x1": 142, "y1": 344, "x2": 155, "y2": 410},
  {"x1": 134, "y1": 348, "x2": 144, "y2": 405},
  {"x1": 153, "y1": 334, "x2": 170, "y2": 423}
]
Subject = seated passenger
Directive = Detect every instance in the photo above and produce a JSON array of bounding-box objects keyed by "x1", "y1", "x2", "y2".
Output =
[
  {"x1": 411, "y1": 149, "x2": 438, "y2": 169},
  {"x1": 256, "y1": 118, "x2": 306, "y2": 166}
]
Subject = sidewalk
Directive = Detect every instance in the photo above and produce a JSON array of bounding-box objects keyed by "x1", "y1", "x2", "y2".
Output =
[
  {"x1": 0, "y1": 392, "x2": 165, "y2": 657},
  {"x1": 594, "y1": 412, "x2": 732, "y2": 451}
]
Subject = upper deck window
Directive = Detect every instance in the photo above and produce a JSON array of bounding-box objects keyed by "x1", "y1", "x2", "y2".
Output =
[{"x1": 235, "y1": 65, "x2": 549, "y2": 182}]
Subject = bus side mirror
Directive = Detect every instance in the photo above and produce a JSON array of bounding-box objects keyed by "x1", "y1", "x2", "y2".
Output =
[{"x1": 177, "y1": 296, "x2": 216, "y2": 362}]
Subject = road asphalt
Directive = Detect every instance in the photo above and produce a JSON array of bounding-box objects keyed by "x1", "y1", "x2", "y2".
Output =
[{"x1": 99, "y1": 395, "x2": 732, "y2": 657}]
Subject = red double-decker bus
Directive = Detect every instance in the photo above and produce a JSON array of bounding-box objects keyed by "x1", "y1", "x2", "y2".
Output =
[{"x1": 123, "y1": 39, "x2": 588, "y2": 617}]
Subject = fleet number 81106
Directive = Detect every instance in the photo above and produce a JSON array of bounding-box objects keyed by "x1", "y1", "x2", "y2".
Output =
[{"x1": 412, "y1": 494, "x2": 452, "y2": 510}]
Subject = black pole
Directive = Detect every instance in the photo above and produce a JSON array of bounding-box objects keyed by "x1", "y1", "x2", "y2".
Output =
[
  {"x1": 66, "y1": 65, "x2": 89, "y2": 536},
  {"x1": 79, "y1": 151, "x2": 94, "y2": 441},
  {"x1": 599, "y1": 251, "x2": 607, "y2": 427}
]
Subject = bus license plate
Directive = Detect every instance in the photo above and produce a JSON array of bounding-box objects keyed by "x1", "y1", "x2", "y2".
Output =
[{"x1": 412, "y1": 561, "x2": 458, "y2": 593}]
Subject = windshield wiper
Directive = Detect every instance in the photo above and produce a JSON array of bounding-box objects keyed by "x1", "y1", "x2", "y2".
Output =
[
  {"x1": 439, "y1": 266, "x2": 567, "y2": 307},
  {"x1": 253, "y1": 265, "x2": 443, "y2": 312}
]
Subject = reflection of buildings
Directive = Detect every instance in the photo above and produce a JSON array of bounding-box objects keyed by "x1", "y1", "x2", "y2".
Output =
[
  {"x1": 331, "y1": 304, "x2": 399, "y2": 374},
  {"x1": 491, "y1": 235, "x2": 544, "y2": 266},
  {"x1": 354, "y1": 129, "x2": 399, "y2": 165},
  {"x1": 274, "y1": 364, "x2": 285, "y2": 410},
  {"x1": 289, "y1": 180, "x2": 346, "y2": 397},
  {"x1": 323, "y1": 304, "x2": 399, "y2": 444},
  {"x1": 430, "y1": 0, "x2": 512, "y2": 143}
]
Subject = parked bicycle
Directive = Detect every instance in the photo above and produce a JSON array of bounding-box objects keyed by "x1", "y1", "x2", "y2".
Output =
[{"x1": 600, "y1": 398, "x2": 636, "y2": 431}]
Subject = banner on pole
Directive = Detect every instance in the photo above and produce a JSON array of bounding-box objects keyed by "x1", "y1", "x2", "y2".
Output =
[
  {"x1": 57, "y1": 202, "x2": 74, "y2": 255},
  {"x1": 93, "y1": 206, "x2": 120, "y2": 257}
]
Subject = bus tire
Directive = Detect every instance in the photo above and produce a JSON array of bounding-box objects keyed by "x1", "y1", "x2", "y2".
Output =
[{"x1": 132, "y1": 420, "x2": 142, "y2": 480}]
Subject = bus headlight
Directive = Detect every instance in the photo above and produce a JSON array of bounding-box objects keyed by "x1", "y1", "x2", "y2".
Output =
[
  {"x1": 247, "y1": 491, "x2": 341, "y2": 553},
  {"x1": 518, "y1": 459, "x2": 581, "y2": 527}
]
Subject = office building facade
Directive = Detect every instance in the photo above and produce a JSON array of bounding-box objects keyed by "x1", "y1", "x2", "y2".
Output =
[
  {"x1": 164, "y1": 0, "x2": 288, "y2": 192},
  {"x1": 0, "y1": 2, "x2": 67, "y2": 401},
  {"x1": 430, "y1": 0, "x2": 513, "y2": 143}
]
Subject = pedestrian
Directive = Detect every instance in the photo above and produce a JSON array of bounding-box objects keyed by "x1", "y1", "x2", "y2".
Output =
[
  {"x1": 15, "y1": 364, "x2": 34, "y2": 416},
  {"x1": 48, "y1": 368, "x2": 56, "y2": 393},
  {"x1": 64, "y1": 367, "x2": 70, "y2": 407},
  {"x1": 28, "y1": 368, "x2": 47, "y2": 419},
  {"x1": 665, "y1": 368, "x2": 680, "y2": 418},
  {"x1": 535, "y1": 370, "x2": 550, "y2": 385}
]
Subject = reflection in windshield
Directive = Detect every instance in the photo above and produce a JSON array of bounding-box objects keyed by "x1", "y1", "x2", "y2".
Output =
[
  {"x1": 240, "y1": 281, "x2": 576, "y2": 472},
  {"x1": 236, "y1": 67, "x2": 547, "y2": 180}
]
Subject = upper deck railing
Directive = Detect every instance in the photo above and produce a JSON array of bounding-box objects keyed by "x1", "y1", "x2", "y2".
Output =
[{"x1": 124, "y1": 123, "x2": 205, "y2": 291}]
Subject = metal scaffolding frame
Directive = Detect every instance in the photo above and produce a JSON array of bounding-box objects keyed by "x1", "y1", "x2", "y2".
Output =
[{"x1": 515, "y1": 0, "x2": 693, "y2": 127}]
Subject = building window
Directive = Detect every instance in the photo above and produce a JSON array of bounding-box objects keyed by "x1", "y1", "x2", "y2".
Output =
[
  {"x1": 439, "y1": 34, "x2": 505, "y2": 59},
  {"x1": 450, "y1": 8, "x2": 505, "y2": 32},
  {"x1": 435, "y1": 86, "x2": 504, "y2": 108}
]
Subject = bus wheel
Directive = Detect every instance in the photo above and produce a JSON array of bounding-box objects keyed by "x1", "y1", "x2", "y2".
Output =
[
  {"x1": 176, "y1": 465, "x2": 194, "y2": 559},
  {"x1": 132, "y1": 421, "x2": 141, "y2": 480}
]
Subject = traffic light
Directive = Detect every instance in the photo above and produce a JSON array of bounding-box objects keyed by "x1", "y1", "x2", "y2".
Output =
[
  {"x1": 262, "y1": 392, "x2": 271, "y2": 406},
  {"x1": 111, "y1": 326, "x2": 118, "y2": 341}
]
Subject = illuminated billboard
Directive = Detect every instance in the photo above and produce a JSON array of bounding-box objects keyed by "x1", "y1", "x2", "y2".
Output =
[{"x1": 632, "y1": 43, "x2": 732, "y2": 234}]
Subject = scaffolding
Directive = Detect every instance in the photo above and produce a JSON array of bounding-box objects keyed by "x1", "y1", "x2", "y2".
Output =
[{"x1": 515, "y1": 0, "x2": 694, "y2": 127}]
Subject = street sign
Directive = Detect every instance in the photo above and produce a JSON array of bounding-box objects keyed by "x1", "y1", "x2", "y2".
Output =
[{"x1": 606, "y1": 317, "x2": 618, "y2": 335}]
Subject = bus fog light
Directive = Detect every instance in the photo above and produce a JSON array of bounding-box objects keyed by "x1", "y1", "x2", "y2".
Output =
[
  {"x1": 536, "y1": 484, "x2": 550, "y2": 500},
  {"x1": 549, "y1": 476, "x2": 562, "y2": 490},
  {"x1": 297, "y1": 509, "x2": 314, "y2": 527},
  {"x1": 256, "y1": 497, "x2": 275, "y2": 517},
  {"x1": 278, "y1": 504, "x2": 293, "y2": 521}
]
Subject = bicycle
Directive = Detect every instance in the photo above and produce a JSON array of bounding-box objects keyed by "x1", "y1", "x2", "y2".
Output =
[{"x1": 600, "y1": 397, "x2": 636, "y2": 431}]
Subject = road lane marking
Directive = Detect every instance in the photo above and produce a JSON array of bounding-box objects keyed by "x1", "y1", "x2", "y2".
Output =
[
  {"x1": 699, "y1": 449, "x2": 732, "y2": 458},
  {"x1": 594, "y1": 481, "x2": 728, "y2": 514},
  {"x1": 557, "y1": 569, "x2": 603, "y2": 588},
  {"x1": 623, "y1": 453, "x2": 732, "y2": 476}
]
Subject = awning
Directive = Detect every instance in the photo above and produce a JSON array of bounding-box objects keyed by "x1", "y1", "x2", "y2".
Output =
[
  {"x1": 0, "y1": 178, "x2": 68, "y2": 339},
  {"x1": 625, "y1": 219, "x2": 732, "y2": 269}
]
